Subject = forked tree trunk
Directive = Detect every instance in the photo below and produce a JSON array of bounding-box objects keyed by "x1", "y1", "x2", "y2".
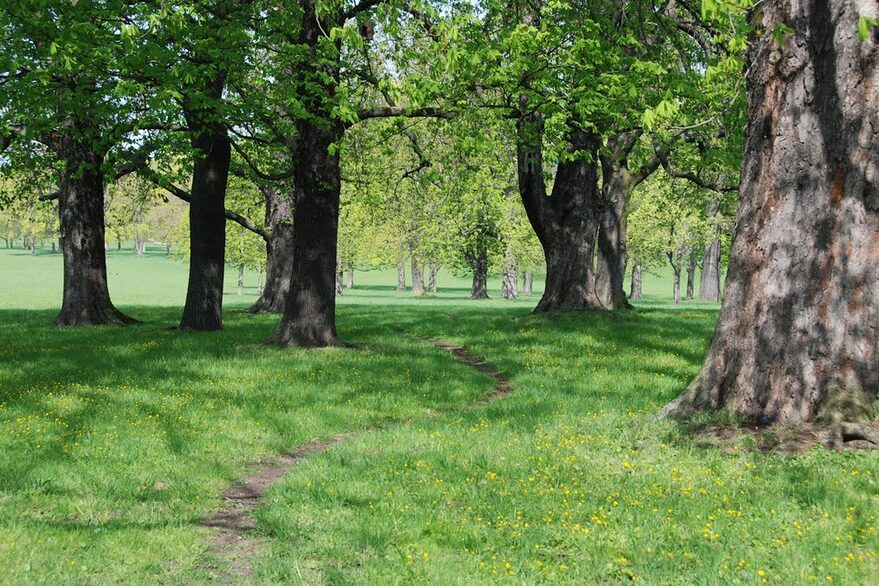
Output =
[
  {"x1": 686, "y1": 252, "x2": 697, "y2": 300},
  {"x1": 427, "y1": 263, "x2": 439, "y2": 294},
  {"x1": 271, "y1": 116, "x2": 344, "y2": 347},
  {"x1": 668, "y1": 249, "x2": 683, "y2": 305},
  {"x1": 346, "y1": 263, "x2": 354, "y2": 290},
  {"x1": 523, "y1": 271, "x2": 533, "y2": 296},
  {"x1": 518, "y1": 119, "x2": 604, "y2": 312},
  {"x1": 470, "y1": 249, "x2": 489, "y2": 299},
  {"x1": 630, "y1": 262, "x2": 642, "y2": 301},
  {"x1": 411, "y1": 257, "x2": 425, "y2": 296},
  {"x1": 134, "y1": 232, "x2": 146, "y2": 256},
  {"x1": 249, "y1": 186, "x2": 294, "y2": 314},
  {"x1": 663, "y1": 0, "x2": 879, "y2": 426},
  {"x1": 179, "y1": 87, "x2": 231, "y2": 331},
  {"x1": 699, "y1": 199, "x2": 722, "y2": 302},
  {"x1": 596, "y1": 158, "x2": 634, "y2": 309},
  {"x1": 54, "y1": 130, "x2": 135, "y2": 326}
]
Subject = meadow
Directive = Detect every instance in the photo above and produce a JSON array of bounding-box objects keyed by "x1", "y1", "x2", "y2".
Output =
[{"x1": 0, "y1": 245, "x2": 876, "y2": 585}]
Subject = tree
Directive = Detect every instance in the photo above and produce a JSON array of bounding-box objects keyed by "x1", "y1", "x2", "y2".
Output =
[{"x1": 662, "y1": 0, "x2": 879, "y2": 431}]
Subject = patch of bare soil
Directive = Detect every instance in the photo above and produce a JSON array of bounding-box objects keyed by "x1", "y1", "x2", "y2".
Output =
[{"x1": 694, "y1": 421, "x2": 879, "y2": 454}]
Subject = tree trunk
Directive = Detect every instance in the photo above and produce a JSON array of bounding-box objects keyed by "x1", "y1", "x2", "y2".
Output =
[
  {"x1": 257, "y1": 268, "x2": 264, "y2": 291},
  {"x1": 237, "y1": 264, "x2": 245, "y2": 295},
  {"x1": 596, "y1": 158, "x2": 634, "y2": 309},
  {"x1": 396, "y1": 257, "x2": 406, "y2": 291},
  {"x1": 54, "y1": 130, "x2": 134, "y2": 326},
  {"x1": 335, "y1": 260, "x2": 343, "y2": 297},
  {"x1": 179, "y1": 87, "x2": 231, "y2": 331},
  {"x1": 166, "y1": 241, "x2": 172, "y2": 255},
  {"x1": 427, "y1": 263, "x2": 439, "y2": 294},
  {"x1": 517, "y1": 119, "x2": 604, "y2": 312},
  {"x1": 630, "y1": 263, "x2": 642, "y2": 301},
  {"x1": 134, "y1": 232, "x2": 145, "y2": 256},
  {"x1": 346, "y1": 263, "x2": 354, "y2": 290},
  {"x1": 501, "y1": 256, "x2": 518, "y2": 300},
  {"x1": 686, "y1": 252, "x2": 697, "y2": 300},
  {"x1": 662, "y1": 1, "x2": 879, "y2": 426},
  {"x1": 699, "y1": 199, "x2": 722, "y2": 302},
  {"x1": 470, "y1": 248, "x2": 489, "y2": 299},
  {"x1": 410, "y1": 257, "x2": 425, "y2": 296},
  {"x1": 271, "y1": 118, "x2": 343, "y2": 347},
  {"x1": 523, "y1": 271, "x2": 533, "y2": 296},
  {"x1": 248, "y1": 186, "x2": 294, "y2": 314},
  {"x1": 51, "y1": 241, "x2": 56, "y2": 254},
  {"x1": 668, "y1": 250, "x2": 683, "y2": 305},
  {"x1": 116, "y1": 236, "x2": 121, "y2": 251}
]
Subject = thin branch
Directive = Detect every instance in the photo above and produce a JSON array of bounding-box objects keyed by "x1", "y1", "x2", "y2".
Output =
[
  {"x1": 341, "y1": 0, "x2": 383, "y2": 21},
  {"x1": 230, "y1": 139, "x2": 294, "y2": 181},
  {"x1": 356, "y1": 106, "x2": 453, "y2": 122}
]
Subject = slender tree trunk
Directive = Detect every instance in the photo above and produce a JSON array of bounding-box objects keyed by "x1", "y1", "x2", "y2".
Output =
[
  {"x1": 523, "y1": 271, "x2": 533, "y2": 296},
  {"x1": 249, "y1": 186, "x2": 294, "y2": 314},
  {"x1": 335, "y1": 260, "x2": 343, "y2": 296},
  {"x1": 427, "y1": 263, "x2": 439, "y2": 294},
  {"x1": 396, "y1": 256, "x2": 406, "y2": 291},
  {"x1": 116, "y1": 236, "x2": 121, "y2": 251},
  {"x1": 686, "y1": 252, "x2": 697, "y2": 300},
  {"x1": 470, "y1": 250, "x2": 489, "y2": 299},
  {"x1": 54, "y1": 129, "x2": 134, "y2": 326},
  {"x1": 166, "y1": 241, "x2": 172, "y2": 255},
  {"x1": 237, "y1": 264, "x2": 245, "y2": 295},
  {"x1": 669, "y1": 250, "x2": 683, "y2": 305},
  {"x1": 51, "y1": 241, "x2": 56, "y2": 254},
  {"x1": 179, "y1": 82, "x2": 231, "y2": 331},
  {"x1": 596, "y1": 158, "x2": 634, "y2": 309},
  {"x1": 257, "y1": 268, "x2": 264, "y2": 291},
  {"x1": 346, "y1": 262, "x2": 354, "y2": 290},
  {"x1": 630, "y1": 263, "x2": 642, "y2": 301},
  {"x1": 663, "y1": 0, "x2": 879, "y2": 426},
  {"x1": 501, "y1": 255, "x2": 518, "y2": 300},
  {"x1": 271, "y1": 118, "x2": 343, "y2": 347},
  {"x1": 517, "y1": 119, "x2": 604, "y2": 312},
  {"x1": 699, "y1": 199, "x2": 722, "y2": 302},
  {"x1": 410, "y1": 257, "x2": 425, "y2": 296},
  {"x1": 134, "y1": 232, "x2": 145, "y2": 256}
]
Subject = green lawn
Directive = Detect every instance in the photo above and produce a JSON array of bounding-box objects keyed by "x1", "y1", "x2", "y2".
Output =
[{"x1": 0, "y1": 247, "x2": 876, "y2": 584}]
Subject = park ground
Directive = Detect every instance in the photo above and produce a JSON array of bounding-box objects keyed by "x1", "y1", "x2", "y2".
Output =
[{"x1": 0, "y1": 246, "x2": 877, "y2": 585}]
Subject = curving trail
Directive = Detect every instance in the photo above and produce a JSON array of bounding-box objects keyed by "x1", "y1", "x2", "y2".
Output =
[{"x1": 201, "y1": 335, "x2": 512, "y2": 582}]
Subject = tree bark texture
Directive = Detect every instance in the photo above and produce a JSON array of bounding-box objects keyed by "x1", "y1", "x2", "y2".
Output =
[
  {"x1": 470, "y1": 250, "x2": 489, "y2": 300},
  {"x1": 686, "y1": 252, "x2": 697, "y2": 300},
  {"x1": 663, "y1": 0, "x2": 879, "y2": 425},
  {"x1": 630, "y1": 263, "x2": 642, "y2": 301},
  {"x1": 411, "y1": 257, "x2": 425, "y2": 296},
  {"x1": 427, "y1": 263, "x2": 439, "y2": 294},
  {"x1": 54, "y1": 130, "x2": 135, "y2": 326},
  {"x1": 517, "y1": 118, "x2": 604, "y2": 312},
  {"x1": 179, "y1": 77, "x2": 231, "y2": 331},
  {"x1": 346, "y1": 263, "x2": 354, "y2": 290},
  {"x1": 501, "y1": 255, "x2": 518, "y2": 300},
  {"x1": 699, "y1": 199, "x2": 722, "y2": 301},
  {"x1": 596, "y1": 158, "x2": 635, "y2": 309},
  {"x1": 523, "y1": 271, "x2": 533, "y2": 296},
  {"x1": 249, "y1": 186, "x2": 294, "y2": 314},
  {"x1": 396, "y1": 257, "x2": 406, "y2": 291}
]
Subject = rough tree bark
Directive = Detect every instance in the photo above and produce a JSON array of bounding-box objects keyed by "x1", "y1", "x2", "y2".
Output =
[
  {"x1": 410, "y1": 256, "x2": 425, "y2": 296},
  {"x1": 427, "y1": 263, "x2": 439, "y2": 294},
  {"x1": 335, "y1": 260, "x2": 343, "y2": 296},
  {"x1": 248, "y1": 186, "x2": 294, "y2": 314},
  {"x1": 470, "y1": 248, "x2": 489, "y2": 300},
  {"x1": 179, "y1": 76, "x2": 231, "y2": 331},
  {"x1": 662, "y1": 0, "x2": 879, "y2": 429},
  {"x1": 396, "y1": 256, "x2": 406, "y2": 291},
  {"x1": 668, "y1": 248, "x2": 684, "y2": 305},
  {"x1": 699, "y1": 199, "x2": 722, "y2": 301},
  {"x1": 517, "y1": 116, "x2": 604, "y2": 312},
  {"x1": 630, "y1": 262, "x2": 642, "y2": 301},
  {"x1": 54, "y1": 126, "x2": 135, "y2": 326},
  {"x1": 501, "y1": 254, "x2": 518, "y2": 300},
  {"x1": 686, "y1": 252, "x2": 697, "y2": 300},
  {"x1": 346, "y1": 263, "x2": 354, "y2": 290}
]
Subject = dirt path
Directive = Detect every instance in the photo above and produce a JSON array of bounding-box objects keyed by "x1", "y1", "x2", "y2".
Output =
[{"x1": 201, "y1": 336, "x2": 512, "y2": 582}]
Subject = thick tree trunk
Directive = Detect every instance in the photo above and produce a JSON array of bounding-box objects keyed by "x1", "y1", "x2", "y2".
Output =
[
  {"x1": 686, "y1": 252, "x2": 697, "y2": 300},
  {"x1": 470, "y1": 249, "x2": 489, "y2": 299},
  {"x1": 134, "y1": 232, "x2": 145, "y2": 256},
  {"x1": 346, "y1": 263, "x2": 354, "y2": 290},
  {"x1": 501, "y1": 256, "x2": 518, "y2": 300},
  {"x1": 523, "y1": 271, "x2": 533, "y2": 296},
  {"x1": 271, "y1": 118, "x2": 343, "y2": 347},
  {"x1": 54, "y1": 131, "x2": 134, "y2": 326},
  {"x1": 410, "y1": 257, "x2": 425, "y2": 296},
  {"x1": 179, "y1": 94, "x2": 231, "y2": 331},
  {"x1": 630, "y1": 263, "x2": 642, "y2": 301},
  {"x1": 249, "y1": 186, "x2": 294, "y2": 314},
  {"x1": 427, "y1": 263, "x2": 439, "y2": 294},
  {"x1": 517, "y1": 119, "x2": 604, "y2": 312},
  {"x1": 663, "y1": 1, "x2": 879, "y2": 426},
  {"x1": 596, "y1": 159, "x2": 634, "y2": 309},
  {"x1": 699, "y1": 199, "x2": 722, "y2": 301}
]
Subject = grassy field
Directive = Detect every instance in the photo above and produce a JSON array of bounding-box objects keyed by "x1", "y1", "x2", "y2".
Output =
[{"x1": 0, "y1": 246, "x2": 876, "y2": 585}]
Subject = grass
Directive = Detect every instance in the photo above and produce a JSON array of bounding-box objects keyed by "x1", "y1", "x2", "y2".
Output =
[{"x1": 0, "y1": 246, "x2": 876, "y2": 585}]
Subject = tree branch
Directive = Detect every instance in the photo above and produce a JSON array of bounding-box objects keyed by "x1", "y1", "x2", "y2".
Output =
[
  {"x1": 230, "y1": 139, "x2": 295, "y2": 181},
  {"x1": 341, "y1": 0, "x2": 383, "y2": 21},
  {"x1": 356, "y1": 106, "x2": 453, "y2": 122}
]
